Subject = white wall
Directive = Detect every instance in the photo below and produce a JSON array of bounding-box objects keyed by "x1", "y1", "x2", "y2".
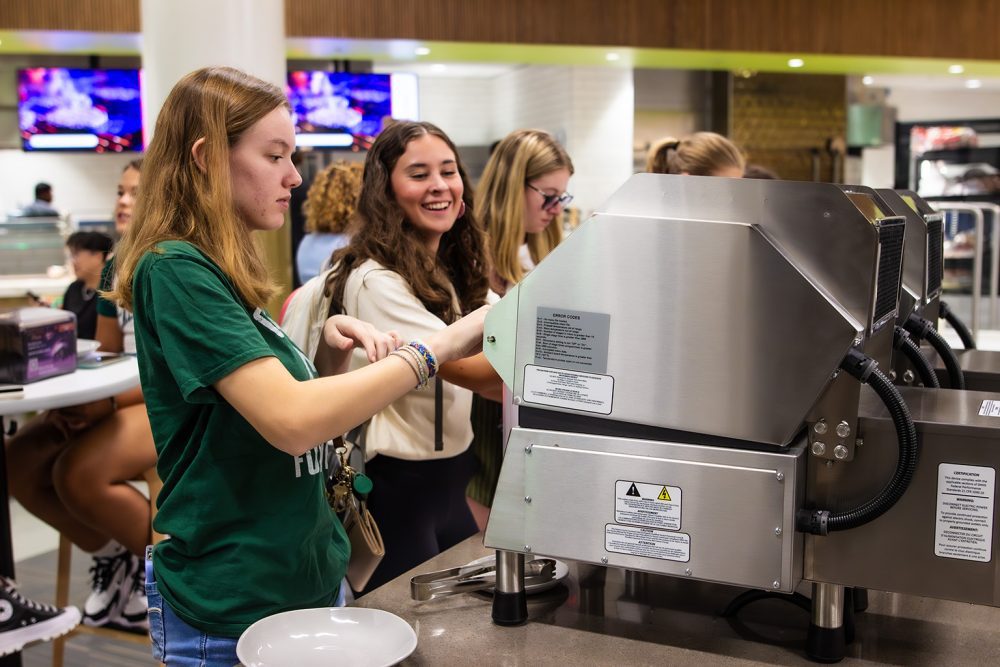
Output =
[
  {"x1": 415, "y1": 76, "x2": 495, "y2": 146},
  {"x1": 0, "y1": 150, "x2": 136, "y2": 221},
  {"x1": 888, "y1": 88, "x2": 1000, "y2": 123}
]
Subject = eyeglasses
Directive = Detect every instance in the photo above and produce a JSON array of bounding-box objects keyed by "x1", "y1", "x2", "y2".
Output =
[{"x1": 526, "y1": 183, "x2": 574, "y2": 210}]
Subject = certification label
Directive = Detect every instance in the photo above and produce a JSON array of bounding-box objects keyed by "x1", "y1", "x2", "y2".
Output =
[
  {"x1": 979, "y1": 400, "x2": 1000, "y2": 417},
  {"x1": 523, "y1": 364, "x2": 613, "y2": 414},
  {"x1": 605, "y1": 524, "x2": 690, "y2": 562},
  {"x1": 534, "y1": 307, "x2": 610, "y2": 373},
  {"x1": 935, "y1": 463, "x2": 995, "y2": 562},
  {"x1": 615, "y1": 480, "x2": 682, "y2": 530}
]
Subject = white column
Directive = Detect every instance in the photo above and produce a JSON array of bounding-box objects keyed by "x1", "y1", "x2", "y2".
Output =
[{"x1": 140, "y1": 0, "x2": 286, "y2": 143}]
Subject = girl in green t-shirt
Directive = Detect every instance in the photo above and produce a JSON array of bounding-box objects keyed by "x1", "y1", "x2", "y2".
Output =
[{"x1": 105, "y1": 67, "x2": 489, "y2": 666}]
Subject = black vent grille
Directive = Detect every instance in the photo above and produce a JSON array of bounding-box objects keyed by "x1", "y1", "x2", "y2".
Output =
[
  {"x1": 873, "y1": 219, "x2": 905, "y2": 330},
  {"x1": 926, "y1": 216, "x2": 943, "y2": 298}
]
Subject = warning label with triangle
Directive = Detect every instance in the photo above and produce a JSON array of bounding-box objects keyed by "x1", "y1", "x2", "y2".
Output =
[{"x1": 614, "y1": 480, "x2": 682, "y2": 531}]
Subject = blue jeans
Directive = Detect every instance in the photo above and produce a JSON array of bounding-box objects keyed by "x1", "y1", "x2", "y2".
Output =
[{"x1": 145, "y1": 556, "x2": 346, "y2": 666}]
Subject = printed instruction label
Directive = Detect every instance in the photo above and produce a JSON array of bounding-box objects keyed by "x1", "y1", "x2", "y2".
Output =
[
  {"x1": 523, "y1": 364, "x2": 613, "y2": 414},
  {"x1": 605, "y1": 524, "x2": 690, "y2": 562},
  {"x1": 935, "y1": 463, "x2": 995, "y2": 562},
  {"x1": 534, "y1": 307, "x2": 610, "y2": 373},
  {"x1": 615, "y1": 480, "x2": 682, "y2": 530},
  {"x1": 979, "y1": 400, "x2": 1000, "y2": 417}
]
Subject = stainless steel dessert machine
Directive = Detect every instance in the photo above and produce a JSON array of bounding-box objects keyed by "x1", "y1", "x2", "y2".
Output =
[{"x1": 482, "y1": 174, "x2": 1000, "y2": 662}]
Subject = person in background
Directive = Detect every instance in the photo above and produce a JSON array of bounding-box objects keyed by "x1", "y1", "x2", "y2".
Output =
[
  {"x1": 20, "y1": 182, "x2": 59, "y2": 216},
  {"x1": 744, "y1": 163, "x2": 780, "y2": 180},
  {"x1": 105, "y1": 67, "x2": 487, "y2": 666},
  {"x1": 323, "y1": 120, "x2": 502, "y2": 593},
  {"x1": 3, "y1": 162, "x2": 152, "y2": 656},
  {"x1": 466, "y1": 128, "x2": 574, "y2": 529},
  {"x1": 646, "y1": 131, "x2": 746, "y2": 177},
  {"x1": 296, "y1": 160, "x2": 364, "y2": 283},
  {"x1": 62, "y1": 231, "x2": 114, "y2": 340}
]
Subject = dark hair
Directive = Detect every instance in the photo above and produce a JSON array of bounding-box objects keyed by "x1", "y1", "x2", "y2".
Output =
[
  {"x1": 124, "y1": 158, "x2": 143, "y2": 173},
  {"x1": 325, "y1": 121, "x2": 488, "y2": 323},
  {"x1": 744, "y1": 163, "x2": 779, "y2": 180},
  {"x1": 66, "y1": 231, "x2": 114, "y2": 258},
  {"x1": 35, "y1": 182, "x2": 52, "y2": 199}
]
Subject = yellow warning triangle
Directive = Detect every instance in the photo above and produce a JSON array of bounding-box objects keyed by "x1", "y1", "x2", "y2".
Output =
[{"x1": 657, "y1": 487, "x2": 671, "y2": 501}]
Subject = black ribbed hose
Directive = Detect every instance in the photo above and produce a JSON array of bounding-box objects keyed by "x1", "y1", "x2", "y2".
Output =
[
  {"x1": 904, "y1": 314, "x2": 966, "y2": 390},
  {"x1": 797, "y1": 350, "x2": 920, "y2": 535},
  {"x1": 892, "y1": 326, "x2": 940, "y2": 388},
  {"x1": 939, "y1": 300, "x2": 976, "y2": 350}
]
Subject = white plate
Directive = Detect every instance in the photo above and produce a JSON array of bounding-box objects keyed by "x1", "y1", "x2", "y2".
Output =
[
  {"x1": 464, "y1": 555, "x2": 569, "y2": 595},
  {"x1": 237, "y1": 607, "x2": 416, "y2": 667},
  {"x1": 76, "y1": 339, "x2": 101, "y2": 359}
]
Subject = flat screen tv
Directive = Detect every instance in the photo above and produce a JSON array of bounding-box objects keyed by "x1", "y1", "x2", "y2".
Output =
[
  {"x1": 286, "y1": 71, "x2": 418, "y2": 149},
  {"x1": 18, "y1": 68, "x2": 143, "y2": 152}
]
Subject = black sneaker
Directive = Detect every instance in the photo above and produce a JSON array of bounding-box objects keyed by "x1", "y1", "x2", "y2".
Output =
[
  {"x1": 0, "y1": 576, "x2": 81, "y2": 656},
  {"x1": 82, "y1": 548, "x2": 134, "y2": 627}
]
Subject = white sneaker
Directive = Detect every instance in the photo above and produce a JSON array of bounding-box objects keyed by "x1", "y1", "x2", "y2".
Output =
[
  {"x1": 82, "y1": 548, "x2": 134, "y2": 627},
  {"x1": 0, "y1": 576, "x2": 81, "y2": 656},
  {"x1": 109, "y1": 554, "x2": 147, "y2": 633}
]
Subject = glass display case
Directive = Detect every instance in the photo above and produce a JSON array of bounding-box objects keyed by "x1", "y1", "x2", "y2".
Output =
[{"x1": 0, "y1": 216, "x2": 65, "y2": 276}]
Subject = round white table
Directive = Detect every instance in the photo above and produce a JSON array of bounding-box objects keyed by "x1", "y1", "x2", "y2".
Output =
[{"x1": 0, "y1": 358, "x2": 139, "y2": 667}]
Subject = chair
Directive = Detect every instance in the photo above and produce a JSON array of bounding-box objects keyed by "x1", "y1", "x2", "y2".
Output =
[{"x1": 50, "y1": 467, "x2": 163, "y2": 667}]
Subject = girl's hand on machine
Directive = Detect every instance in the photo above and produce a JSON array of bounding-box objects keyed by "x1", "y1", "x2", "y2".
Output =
[
  {"x1": 322, "y1": 315, "x2": 402, "y2": 363},
  {"x1": 426, "y1": 305, "x2": 491, "y2": 364}
]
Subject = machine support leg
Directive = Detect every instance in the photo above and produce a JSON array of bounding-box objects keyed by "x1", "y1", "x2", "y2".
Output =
[
  {"x1": 807, "y1": 582, "x2": 846, "y2": 663},
  {"x1": 491, "y1": 550, "x2": 527, "y2": 626}
]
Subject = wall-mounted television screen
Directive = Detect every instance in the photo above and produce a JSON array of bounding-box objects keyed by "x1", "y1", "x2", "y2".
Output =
[
  {"x1": 286, "y1": 71, "x2": 418, "y2": 149},
  {"x1": 18, "y1": 68, "x2": 143, "y2": 152}
]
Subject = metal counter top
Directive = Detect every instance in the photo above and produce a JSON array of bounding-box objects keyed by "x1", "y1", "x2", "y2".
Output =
[{"x1": 355, "y1": 534, "x2": 1000, "y2": 666}]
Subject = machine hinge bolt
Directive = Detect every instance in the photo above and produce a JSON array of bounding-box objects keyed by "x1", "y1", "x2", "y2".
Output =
[
  {"x1": 833, "y1": 445, "x2": 849, "y2": 460},
  {"x1": 487, "y1": 335, "x2": 496, "y2": 344},
  {"x1": 524, "y1": 496, "x2": 532, "y2": 504},
  {"x1": 853, "y1": 334, "x2": 863, "y2": 346},
  {"x1": 813, "y1": 420, "x2": 828, "y2": 435},
  {"x1": 835, "y1": 421, "x2": 851, "y2": 438},
  {"x1": 776, "y1": 472, "x2": 785, "y2": 482},
  {"x1": 525, "y1": 444, "x2": 533, "y2": 454},
  {"x1": 685, "y1": 568, "x2": 692, "y2": 576},
  {"x1": 830, "y1": 370, "x2": 840, "y2": 380},
  {"x1": 772, "y1": 580, "x2": 781, "y2": 589},
  {"x1": 903, "y1": 369, "x2": 915, "y2": 383},
  {"x1": 774, "y1": 527, "x2": 783, "y2": 536},
  {"x1": 601, "y1": 557, "x2": 609, "y2": 564},
  {"x1": 855, "y1": 438, "x2": 864, "y2": 448},
  {"x1": 513, "y1": 396, "x2": 522, "y2": 405},
  {"x1": 525, "y1": 545, "x2": 532, "y2": 552},
  {"x1": 811, "y1": 441, "x2": 826, "y2": 456}
]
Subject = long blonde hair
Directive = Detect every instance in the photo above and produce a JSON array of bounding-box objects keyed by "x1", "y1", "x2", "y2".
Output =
[
  {"x1": 476, "y1": 129, "x2": 574, "y2": 288},
  {"x1": 107, "y1": 67, "x2": 289, "y2": 310},
  {"x1": 646, "y1": 132, "x2": 745, "y2": 176}
]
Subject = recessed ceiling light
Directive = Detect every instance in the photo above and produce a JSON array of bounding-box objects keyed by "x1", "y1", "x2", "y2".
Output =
[
  {"x1": 415, "y1": 47, "x2": 431, "y2": 56},
  {"x1": 788, "y1": 58, "x2": 805, "y2": 68},
  {"x1": 862, "y1": 76, "x2": 874, "y2": 86},
  {"x1": 966, "y1": 79, "x2": 982, "y2": 89},
  {"x1": 430, "y1": 63, "x2": 447, "y2": 72},
  {"x1": 606, "y1": 53, "x2": 620, "y2": 62},
  {"x1": 949, "y1": 64, "x2": 965, "y2": 74}
]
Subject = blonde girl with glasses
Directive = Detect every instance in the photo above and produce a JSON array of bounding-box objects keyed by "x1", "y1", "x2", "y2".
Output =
[{"x1": 466, "y1": 128, "x2": 575, "y2": 529}]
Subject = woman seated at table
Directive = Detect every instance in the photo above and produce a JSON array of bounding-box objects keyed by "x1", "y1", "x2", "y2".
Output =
[{"x1": 5, "y1": 159, "x2": 155, "y2": 632}]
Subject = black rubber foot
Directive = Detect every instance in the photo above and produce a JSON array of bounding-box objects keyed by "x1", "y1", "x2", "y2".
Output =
[
  {"x1": 852, "y1": 587, "x2": 869, "y2": 613},
  {"x1": 806, "y1": 622, "x2": 846, "y2": 663},
  {"x1": 492, "y1": 589, "x2": 527, "y2": 626}
]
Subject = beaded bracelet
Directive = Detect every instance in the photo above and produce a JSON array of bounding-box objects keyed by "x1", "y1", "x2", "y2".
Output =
[
  {"x1": 390, "y1": 349, "x2": 424, "y2": 387},
  {"x1": 391, "y1": 346, "x2": 429, "y2": 389},
  {"x1": 408, "y1": 339, "x2": 439, "y2": 378}
]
